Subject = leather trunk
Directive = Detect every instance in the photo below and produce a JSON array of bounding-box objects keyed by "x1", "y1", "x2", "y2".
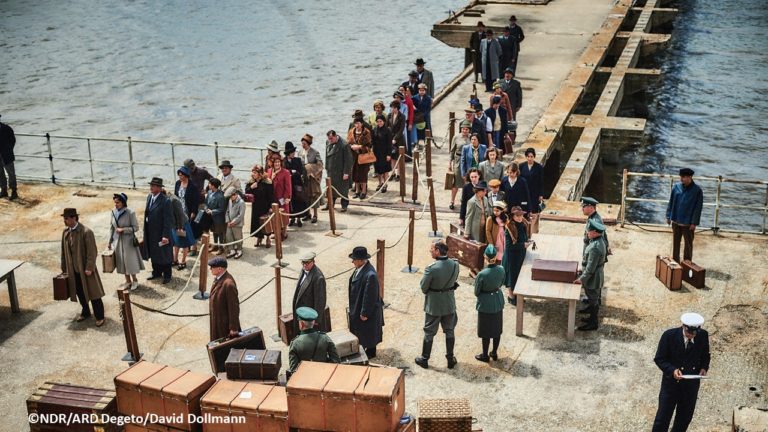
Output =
[
  {"x1": 207, "y1": 326, "x2": 266, "y2": 374},
  {"x1": 681, "y1": 260, "x2": 706, "y2": 289},
  {"x1": 138, "y1": 365, "x2": 187, "y2": 420},
  {"x1": 417, "y1": 398, "x2": 473, "y2": 432},
  {"x1": 101, "y1": 249, "x2": 116, "y2": 273},
  {"x1": 225, "y1": 349, "x2": 282, "y2": 380},
  {"x1": 286, "y1": 362, "x2": 338, "y2": 430},
  {"x1": 200, "y1": 379, "x2": 249, "y2": 432},
  {"x1": 227, "y1": 382, "x2": 273, "y2": 432},
  {"x1": 53, "y1": 274, "x2": 68, "y2": 301},
  {"x1": 279, "y1": 306, "x2": 331, "y2": 346},
  {"x1": 246, "y1": 385, "x2": 289, "y2": 432},
  {"x1": 323, "y1": 365, "x2": 369, "y2": 432},
  {"x1": 655, "y1": 255, "x2": 682, "y2": 290},
  {"x1": 27, "y1": 382, "x2": 118, "y2": 432},
  {"x1": 340, "y1": 345, "x2": 369, "y2": 366},
  {"x1": 114, "y1": 360, "x2": 167, "y2": 416},
  {"x1": 124, "y1": 424, "x2": 178, "y2": 432},
  {"x1": 159, "y1": 370, "x2": 216, "y2": 431},
  {"x1": 446, "y1": 233, "x2": 484, "y2": 273},
  {"x1": 326, "y1": 330, "x2": 360, "y2": 358},
  {"x1": 531, "y1": 260, "x2": 579, "y2": 283},
  {"x1": 353, "y1": 367, "x2": 405, "y2": 432}
]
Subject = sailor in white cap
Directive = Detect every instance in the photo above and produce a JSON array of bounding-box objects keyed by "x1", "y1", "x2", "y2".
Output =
[{"x1": 652, "y1": 312, "x2": 711, "y2": 432}]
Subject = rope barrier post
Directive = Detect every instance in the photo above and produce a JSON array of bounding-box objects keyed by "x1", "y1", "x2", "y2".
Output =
[
  {"x1": 377, "y1": 239, "x2": 386, "y2": 302},
  {"x1": 193, "y1": 234, "x2": 211, "y2": 300},
  {"x1": 118, "y1": 289, "x2": 142, "y2": 364},
  {"x1": 274, "y1": 265, "x2": 282, "y2": 336},
  {"x1": 411, "y1": 149, "x2": 420, "y2": 204},
  {"x1": 399, "y1": 146, "x2": 406, "y2": 203},
  {"x1": 448, "y1": 112, "x2": 455, "y2": 150},
  {"x1": 272, "y1": 203, "x2": 287, "y2": 267},
  {"x1": 325, "y1": 177, "x2": 341, "y2": 237},
  {"x1": 425, "y1": 129, "x2": 433, "y2": 178},
  {"x1": 401, "y1": 209, "x2": 419, "y2": 273},
  {"x1": 427, "y1": 177, "x2": 443, "y2": 238},
  {"x1": 46, "y1": 133, "x2": 56, "y2": 184},
  {"x1": 127, "y1": 136, "x2": 136, "y2": 188},
  {"x1": 621, "y1": 169, "x2": 628, "y2": 228}
]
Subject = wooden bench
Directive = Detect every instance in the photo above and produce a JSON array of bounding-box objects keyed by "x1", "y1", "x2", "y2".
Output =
[
  {"x1": 513, "y1": 234, "x2": 582, "y2": 340},
  {"x1": 0, "y1": 259, "x2": 25, "y2": 313}
]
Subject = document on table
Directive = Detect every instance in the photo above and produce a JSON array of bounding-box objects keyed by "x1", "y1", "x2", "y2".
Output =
[{"x1": 681, "y1": 375, "x2": 709, "y2": 380}]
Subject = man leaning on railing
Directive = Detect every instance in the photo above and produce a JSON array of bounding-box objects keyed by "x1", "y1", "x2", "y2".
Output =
[{"x1": 666, "y1": 168, "x2": 703, "y2": 263}]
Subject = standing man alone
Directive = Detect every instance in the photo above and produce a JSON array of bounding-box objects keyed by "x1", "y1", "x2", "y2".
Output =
[
  {"x1": 666, "y1": 168, "x2": 703, "y2": 263},
  {"x1": 207, "y1": 256, "x2": 241, "y2": 341},
  {"x1": 61, "y1": 208, "x2": 106, "y2": 327},
  {"x1": 573, "y1": 219, "x2": 606, "y2": 331},
  {"x1": 0, "y1": 115, "x2": 18, "y2": 200},
  {"x1": 348, "y1": 246, "x2": 383, "y2": 359},
  {"x1": 144, "y1": 177, "x2": 174, "y2": 284}
]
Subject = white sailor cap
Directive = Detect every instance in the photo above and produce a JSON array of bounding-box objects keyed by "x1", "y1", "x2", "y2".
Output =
[{"x1": 680, "y1": 312, "x2": 704, "y2": 329}]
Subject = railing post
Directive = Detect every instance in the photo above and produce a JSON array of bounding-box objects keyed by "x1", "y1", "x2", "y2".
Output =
[
  {"x1": 377, "y1": 239, "x2": 385, "y2": 302},
  {"x1": 714, "y1": 176, "x2": 722, "y2": 229},
  {"x1": 170, "y1": 142, "x2": 177, "y2": 179},
  {"x1": 274, "y1": 265, "x2": 282, "y2": 332},
  {"x1": 214, "y1": 141, "x2": 220, "y2": 170},
  {"x1": 448, "y1": 112, "x2": 456, "y2": 151},
  {"x1": 763, "y1": 185, "x2": 768, "y2": 235},
  {"x1": 621, "y1": 169, "x2": 628, "y2": 228},
  {"x1": 118, "y1": 289, "x2": 142, "y2": 364},
  {"x1": 86, "y1": 138, "x2": 95, "y2": 183},
  {"x1": 412, "y1": 149, "x2": 420, "y2": 204},
  {"x1": 399, "y1": 146, "x2": 406, "y2": 203},
  {"x1": 425, "y1": 129, "x2": 432, "y2": 178},
  {"x1": 194, "y1": 233, "x2": 210, "y2": 300},
  {"x1": 272, "y1": 203, "x2": 284, "y2": 266},
  {"x1": 401, "y1": 209, "x2": 419, "y2": 273},
  {"x1": 45, "y1": 133, "x2": 56, "y2": 184},
  {"x1": 127, "y1": 136, "x2": 136, "y2": 189}
]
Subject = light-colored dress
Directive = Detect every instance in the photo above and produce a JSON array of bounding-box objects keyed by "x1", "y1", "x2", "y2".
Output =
[{"x1": 109, "y1": 208, "x2": 145, "y2": 275}]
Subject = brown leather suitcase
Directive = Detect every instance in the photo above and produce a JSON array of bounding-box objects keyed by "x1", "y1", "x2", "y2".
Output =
[
  {"x1": 225, "y1": 349, "x2": 282, "y2": 380},
  {"x1": 446, "y1": 233, "x2": 484, "y2": 273},
  {"x1": 200, "y1": 379, "x2": 249, "y2": 432},
  {"x1": 323, "y1": 365, "x2": 369, "y2": 432},
  {"x1": 279, "y1": 306, "x2": 332, "y2": 346},
  {"x1": 115, "y1": 360, "x2": 167, "y2": 416},
  {"x1": 53, "y1": 274, "x2": 68, "y2": 301},
  {"x1": 124, "y1": 424, "x2": 178, "y2": 432},
  {"x1": 531, "y1": 260, "x2": 579, "y2": 283},
  {"x1": 286, "y1": 362, "x2": 338, "y2": 430},
  {"x1": 27, "y1": 382, "x2": 119, "y2": 432},
  {"x1": 449, "y1": 221, "x2": 461, "y2": 234},
  {"x1": 227, "y1": 382, "x2": 274, "y2": 432},
  {"x1": 248, "y1": 385, "x2": 289, "y2": 432},
  {"x1": 327, "y1": 330, "x2": 360, "y2": 358},
  {"x1": 340, "y1": 345, "x2": 370, "y2": 366},
  {"x1": 655, "y1": 256, "x2": 682, "y2": 290},
  {"x1": 102, "y1": 249, "x2": 116, "y2": 273},
  {"x1": 354, "y1": 367, "x2": 405, "y2": 432},
  {"x1": 417, "y1": 398, "x2": 472, "y2": 432},
  {"x1": 160, "y1": 370, "x2": 216, "y2": 431},
  {"x1": 681, "y1": 260, "x2": 706, "y2": 289},
  {"x1": 207, "y1": 326, "x2": 266, "y2": 373},
  {"x1": 259, "y1": 215, "x2": 274, "y2": 235},
  {"x1": 138, "y1": 365, "x2": 187, "y2": 420}
]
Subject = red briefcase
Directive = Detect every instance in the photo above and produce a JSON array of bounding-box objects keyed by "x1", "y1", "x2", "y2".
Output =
[
  {"x1": 531, "y1": 260, "x2": 579, "y2": 283},
  {"x1": 681, "y1": 260, "x2": 706, "y2": 289},
  {"x1": 446, "y1": 233, "x2": 484, "y2": 273}
]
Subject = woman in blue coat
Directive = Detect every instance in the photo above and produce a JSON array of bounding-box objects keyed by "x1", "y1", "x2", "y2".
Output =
[{"x1": 460, "y1": 134, "x2": 487, "y2": 179}]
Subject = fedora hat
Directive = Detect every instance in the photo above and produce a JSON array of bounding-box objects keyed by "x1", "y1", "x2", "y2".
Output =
[
  {"x1": 349, "y1": 246, "x2": 371, "y2": 260},
  {"x1": 284, "y1": 141, "x2": 297, "y2": 155},
  {"x1": 218, "y1": 160, "x2": 233, "y2": 169},
  {"x1": 267, "y1": 140, "x2": 279, "y2": 152},
  {"x1": 301, "y1": 134, "x2": 313, "y2": 145},
  {"x1": 61, "y1": 208, "x2": 79, "y2": 218},
  {"x1": 414, "y1": 58, "x2": 426, "y2": 66},
  {"x1": 148, "y1": 177, "x2": 164, "y2": 187}
]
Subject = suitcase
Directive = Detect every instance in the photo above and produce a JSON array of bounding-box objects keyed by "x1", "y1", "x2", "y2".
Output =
[
  {"x1": 101, "y1": 249, "x2": 116, "y2": 273},
  {"x1": 279, "y1": 306, "x2": 332, "y2": 345},
  {"x1": 446, "y1": 233, "x2": 484, "y2": 273},
  {"x1": 681, "y1": 260, "x2": 706, "y2": 289},
  {"x1": 286, "y1": 362, "x2": 338, "y2": 430},
  {"x1": 200, "y1": 379, "x2": 249, "y2": 432},
  {"x1": 259, "y1": 215, "x2": 274, "y2": 235},
  {"x1": 417, "y1": 398, "x2": 473, "y2": 432},
  {"x1": 326, "y1": 330, "x2": 360, "y2": 358},
  {"x1": 323, "y1": 365, "x2": 370, "y2": 432},
  {"x1": 531, "y1": 260, "x2": 579, "y2": 283},
  {"x1": 225, "y1": 349, "x2": 282, "y2": 380},
  {"x1": 27, "y1": 382, "x2": 119, "y2": 432},
  {"x1": 354, "y1": 367, "x2": 405, "y2": 432},
  {"x1": 241, "y1": 384, "x2": 289, "y2": 432},
  {"x1": 655, "y1": 255, "x2": 682, "y2": 290},
  {"x1": 125, "y1": 424, "x2": 178, "y2": 432},
  {"x1": 207, "y1": 326, "x2": 266, "y2": 374},
  {"x1": 138, "y1": 365, "x2": 187, "y2": 419},
  {"x1": 53, "y1": 274, "x2": 69, "y2": 301},
  {"x1": 340, "y1": 345, "x2": 369, "y2": 366},
  {"x1": 449, "y1": 221, "x2": 462, "y2": 234},
  {"x1": 114, "y1": 360, "x2": 167, "y2": 416},
  {"x1": 160, "y1": 370, "x2": 216, "y2": 431},
  {"x1": 228, "y1": 382, "x2": 274, "y2": 432}
]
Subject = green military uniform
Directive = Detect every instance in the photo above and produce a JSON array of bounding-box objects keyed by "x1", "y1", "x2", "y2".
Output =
[
  {"x1": 415, "y1": 254, "x2": 460, "y2": 369},
  {"x1": 287, "y1": 307, "x2": 340, "y2": 373},
  {"x1": 581, "y1": 197, "x2": 609, "y2": 263},
  {"x1": 577, "y1": 219, "x2": 607, "y2": 331}
]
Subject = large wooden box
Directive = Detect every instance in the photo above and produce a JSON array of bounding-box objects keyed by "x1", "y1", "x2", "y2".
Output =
[
  {"x1": 161, "y1": 370, "x2": 216, "y2": 431},
  {"x1": 115, "y1": 360, "x2": 167, "y2": 416},
  {"x1": 27, "y1": 382, "x2": 118, "y2": 432},
  {"x1": 207, "y1": 326, "x2": 266, "y2": 374},
  {"x1": 531, "y1": 260, "x2": 579, "y2": 283},
  {"x1": 655, "y1": 255, "x2": 682, "y2": 290},
  {"x1": 446, "y1": 234, "x2": 484, "y2": 273},
  {"x1": 245, "y1": 385, "x2": 289, "y2": 432},
  {"x1": 286, "y1": 362, "x2": 337, "y2": 430},
  {"x1": 353, "y1": 367, "x2": 405, "y2": 432},
  {"x1": 417, "y1": 398, "x2": 472, "y2": 432},
  {"x1": 228, "y1": 382, "x2": 274, "y2": 432},
  {"x1": 53, "y1": 274, "x2": 68, "y2": 301},
  {"x1": 323, "y1": 365, "x2": 369, "y2": 432},
  {"x1": 200, "y1": 379, "x2": 249, "y2": 432},
  {"x1": 225, "y1": 349, "x2": 282, "y2": 380},
  {"x1": 327, "y1": 330, "x2": 360, "y2": 358},
  {"x1": 681, "y1": 260, "x2": 706, "y2": 289},
  {"x1": 139, "y1": 365, "x2": 187, "y2": 419},
  {"x1": 279, "y1": 306, "x2": 332, "y2": 345}
]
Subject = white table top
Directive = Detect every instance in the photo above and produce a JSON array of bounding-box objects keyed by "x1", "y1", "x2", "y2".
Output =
[
  {"x1": 514, "y1": 234, "x2": 582, "y2": 301},
  {"x1": 0, "y1": 259, "x2": 25, "y2": 276}
]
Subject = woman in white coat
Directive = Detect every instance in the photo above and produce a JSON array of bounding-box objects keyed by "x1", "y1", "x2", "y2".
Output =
[{"x1": 108, "y1": 193, "x2": 145, "y2": 290}]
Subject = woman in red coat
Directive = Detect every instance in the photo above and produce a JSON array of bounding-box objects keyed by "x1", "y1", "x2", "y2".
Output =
[{"x1": 270, "y1": 157, "x2": 292, "y2": 240}]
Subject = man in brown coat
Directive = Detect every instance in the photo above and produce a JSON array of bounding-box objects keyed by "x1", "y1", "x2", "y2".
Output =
[
  {"x1": 208, "y1": 256, "x2": 241, "y2": 341},
  {"x1": 61, "y1": 208, "x2": 106, "y2": 326}
]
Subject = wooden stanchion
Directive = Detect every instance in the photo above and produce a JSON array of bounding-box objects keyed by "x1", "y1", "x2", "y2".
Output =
[
  {"x1": 425, "y1": 129, "x2": 432, "y2": 178},
  {"x1": 325, "y1": 177, "x2": 341, "y2": 237},
  {"x1": 427, "y1": 177, "x2": 442, "y2": 238},
  {"x1": 118, "y1": 289, "x2": 142, "y2": 363},
  {"x1": 411, "y1": 149, "x2": 420, "y2": 204},
  {"x1": 194, "y1": 233, "x2": 210, "y2": 300},
  {"x1": 448, "y1": 112, "x2": 456, "y2": 148},
  {"x1": 274, "y1": 266, "x2": 282, "y2": 333},
  {"x1": 401, "y1": 209, "x2": 419, "y2": 273},
  {"x1": 377, "y1": 239, "x2": 385, "y2": 302},
  {"x1": 271, "y1": 203, "x2": 287, "y2": 267},
  {"x1": 398, "y1": 146, "x2": 406, "y2": 202}
]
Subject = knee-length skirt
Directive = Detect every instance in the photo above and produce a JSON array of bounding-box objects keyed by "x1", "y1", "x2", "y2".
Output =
[{"x1": 477, "y1": 310, "x2": 503, "y2": 338}]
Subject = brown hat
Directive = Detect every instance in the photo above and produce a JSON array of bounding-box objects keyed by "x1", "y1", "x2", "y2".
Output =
[
  {"x1": 510, "y1": 206, "x2": 525, "y2": 216},
  {"x1": 149, "y1": 177, "x2": 164, "y2": 187},
  {"x1": 352, "y1": 109, "x2": 364, "y2": 118},
  {"x1": 488, "y1": 179, "x2": 501, "y2": 188},
  {"x1": 61, "y1": 208, "x2": 79, "y2": 218},
  {"x1": 301, "y1": 133, "x2": 313, "y2": 145}
]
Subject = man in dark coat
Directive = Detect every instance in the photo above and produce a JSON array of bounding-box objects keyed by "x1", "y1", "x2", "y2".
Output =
[
  {"x1": 288, "y1": 307, "x2": 339, "y2": 374},
  {"x1": 144, "y1": 177, "x2": 174, "y2": 283},
  {"x1": 500, "y1": 68, "x2": 523, "y2": 121},
  {"x1": 469, "y1": 21, "x2": 486, "y2": 82},
  {"x1": 207, "y1": 256, "x2": 241, "y2": 341},
  {"x1": 485, "y1": 97, "x2": 509, "y2": 149},
  {"x1": 666, "y1": 168, "x2": 703, "y2": 263},
  {"x1": 652, "y1": 312, "x2": 710, "y2": 432},
  {"x1": 508, "y1": 15, "x2": 525, "y2": 75},
  {"x1": 0, "y1": 115, "x2": 18, "y2": 200},
  {"x1": 348, "y1": 246, "x2": 383, "y2": 359},
  {"x1": 323, "y1": 130, "x2": 353, "y2": 212},
  {"x1": 401, "y1": 71, "x2": 420, "y2": 98},
  {"x1": 498, "y1": 27, "x2": 518, "y2": 77},
  {"x1": 292, "y1": 252, "x2": 327, "y2": 334},
  {"x1": 415, "y1": 58, "x2": 435, "y2": 98},
  {"x1": 183, "y1": 158, "x2": 214, "y2": 203}
]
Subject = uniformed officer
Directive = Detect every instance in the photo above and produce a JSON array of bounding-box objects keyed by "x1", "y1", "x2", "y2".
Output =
[
  {"x1": 581, "y1": 196, "x2": 610, "y2": 258},
  {"x1": 652, "y1": 313, "x2": 710, "y2": 432},
  {"x1": 415, "y1": 240, "x2": 461, "y2": 369},
  {"x1": 287, "y1": 307, "x2": 340, "y2": 374},
  {"x1": 573, "y1": 219, "x2": 607, "y2": 331}
]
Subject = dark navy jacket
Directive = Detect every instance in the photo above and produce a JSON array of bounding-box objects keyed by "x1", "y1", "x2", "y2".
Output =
[
  {"x1": 654, "y1": 327, "x2": 710, "y2": 382},
  {"x1": 501, "y1": 176, "x2": 532, "y2": 213},
  {"x1": 666, "y1": 181, "x2": 704, "y2": 225},
  {"x1": 519, "y1": 161, "x2": 543, "y2": 205}
]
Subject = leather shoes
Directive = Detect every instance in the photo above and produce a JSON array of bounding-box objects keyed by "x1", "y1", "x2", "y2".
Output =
[
  {"x1": 474, "y1": 353, "x2": 490, "y2": 362},
  {"x1": 320, "y1": 206, "x2": 330, "y2": 211},
  {"x1": 162, "y1": 278, "x2": 172, "y2": 284},
  {"x1": 489, "y1": 351, "x2": 498, "y2": 361},
  {"x1": 414, "y1": 356, "x2": 429, "y2": 369}
]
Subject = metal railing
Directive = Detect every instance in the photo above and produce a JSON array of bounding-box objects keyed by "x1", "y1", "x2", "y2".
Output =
[
  {"x1": 620, "y1": 169, "x2": 768, "y2": 234},
  {"x1": 14, "y1": 133, "x2": 267, "y2": 188}
]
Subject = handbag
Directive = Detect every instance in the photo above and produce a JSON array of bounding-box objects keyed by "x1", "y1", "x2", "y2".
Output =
[
  {"x1": 101, "y1": 249, "x2": 115, "y2": 273},
  {"x1": 357, "y1": 151, "x2": 377, "y2": 165},
  {"x1": 444, "y1": 172, "x2": 455, "y2": 191}
]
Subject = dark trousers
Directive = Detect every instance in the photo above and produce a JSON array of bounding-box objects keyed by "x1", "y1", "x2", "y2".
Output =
[
  {"x1": 672, "y1": 222, "x2": 694, "y2": 262},
  {"x1": 74, "y1": 272, "x2": 104, "y2": 320},
  {"x1": 333, "y1": 197, "x2": 349, "y2": 209},
  {"x1": 652, "y1": 379, "x2": 700, "y2": 432},
  {"x1": 423, "y1": 312, "x2": 458, "y2": 343},
  {"x1": 151, "y1": 261, "x2": 172, "y2": 280},
  {"x1": 0, "y1": 156, "x2": 16, "y2": 191}
]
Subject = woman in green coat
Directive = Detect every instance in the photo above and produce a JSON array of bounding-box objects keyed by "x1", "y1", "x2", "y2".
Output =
[
  {"x1": 474, "y1": 245, "x2": 506, "y2": 362},
  {"x1": 502, "y1": 206, "x2": 532, "y2": 305}
]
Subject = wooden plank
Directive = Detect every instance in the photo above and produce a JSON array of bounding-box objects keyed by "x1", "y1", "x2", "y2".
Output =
[{"x1": 515, "y1": 294, "x2": 524, "y2": 336}]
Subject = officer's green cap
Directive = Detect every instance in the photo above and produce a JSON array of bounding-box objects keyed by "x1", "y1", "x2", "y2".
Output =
[
  {"x1": 580, "y1": 196, "x2": 599, "y2": 207},
  {"x1": 484, "y1": 244, "x2": 497, "y2": 259},
  {"x1": 587, "y1": 219, "x2": 606, "y2": 233},
  {"x1": 296, "y1": 306, "x2": 318, "y2": 321}
]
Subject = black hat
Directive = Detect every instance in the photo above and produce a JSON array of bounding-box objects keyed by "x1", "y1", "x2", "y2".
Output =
[
  {"x1": 504, "y1": 26, "x2": 511, "y2": 32},
  {"x1": 349, "y1": 246, "x2": 371, "y2": 260},
  {"x1": 679, "y1": 168, "x2": 695, "y2": 176},
  {"x1": 504, "y1": 67, "x2": 515, "y2": 75},
  {"x1": 113, "y1": 193, "x2": 128, "y2": 204},
  {"x1": 284, "y1": 141, "x2": 297, "y2": 155},
  {"x1": 393, "y1": 91, "x2": 405, "y2": 99},
  {"x1": 352, "y1": 109, "x2": 364, "y2": 118},
  {"x1": 408, "y1": 70, "x2": 418, "y2": 77},
  {"x1": 61, "y1": 208, "x2": 79, "y2": 218},
  {"x1": 510, "y1": 15, "x2": 518, "y2": 21},
  {"x1": 474, "y1": 103, "x2": 484, "y2": 112},
  {"x1": 149, "y1": 177, "x2": 164, "y2": 187},
  {"x1": 473, "y1": 181, "x2": 488, "y2": 191},
  {"x1": 486, "y1": 29, "x2": 494, "y2": 35},
  {"x1": 218, "y1": 160, "x2": 233, "y2": 169},
  {"x1": 414, "y1": 58, "x2": 426, "y2": 66}
]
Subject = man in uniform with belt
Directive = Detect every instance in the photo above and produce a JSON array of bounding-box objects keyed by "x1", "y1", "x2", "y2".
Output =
[
  {"x1": 581, "y1": 196, "x2": 609, "y2": 257},
  {"x1": 415, "y1": 240, "x2": 460, "y2": 370},
  {"x1": 652, "y1": 312, "x2": 710, "y2": 432},
  {"x1": 288, "y1": 307, "x2": 339, "y2": 375},
  {"x1": 573, "y1": 219, "x2": 607, "y2": 331}
]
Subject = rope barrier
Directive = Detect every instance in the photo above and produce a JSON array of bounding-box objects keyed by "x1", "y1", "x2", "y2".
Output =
[
  {"x1": 327, "y1": 154, "x2": 403, "y2": 203},
  {"x1": 275, "y1": 191, "x2": 326, "y2": 217}
]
